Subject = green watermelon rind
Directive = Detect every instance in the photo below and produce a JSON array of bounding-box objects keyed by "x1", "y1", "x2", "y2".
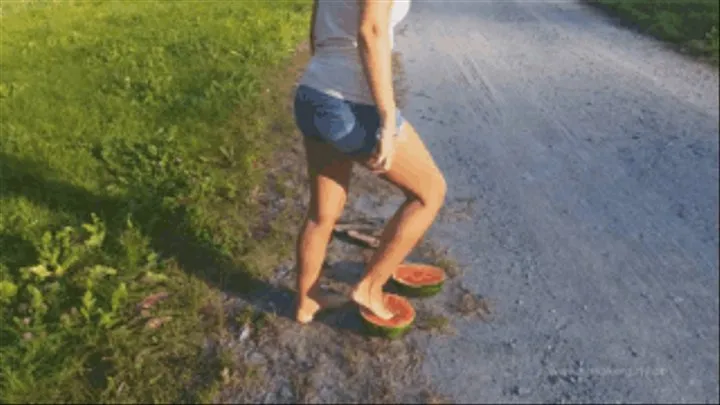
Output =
[
  {"x1": 391, "y1": 263, "x2": 447, "y2": 298},
  {"x1": 391, "y1": 278, "x2": 445, "y2": 297},
  {"x1": 361, "y1": 316, "x2": 413, "y2": 340}
]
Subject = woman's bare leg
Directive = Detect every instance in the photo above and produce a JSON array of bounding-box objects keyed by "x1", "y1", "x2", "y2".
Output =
[
  {"x1": 351, "y1": 121, "x2": 447, "y2": 319},
  {"x1": 296, "y1": 137, "x2": 354, "y2": 323}
]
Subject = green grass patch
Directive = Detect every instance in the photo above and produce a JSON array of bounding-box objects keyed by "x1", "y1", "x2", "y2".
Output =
[
  {"x1": 0, "y1": 0, "x2": 310, "y2": 402},
  {"x1": 590, "y1": 0, "x2": 719, "y2": 63}
]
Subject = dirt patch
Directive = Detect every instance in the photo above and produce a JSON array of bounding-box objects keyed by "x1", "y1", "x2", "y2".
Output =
[
  {"x1": 213, "y1": 215, "x2": 492, "y2": 403},
  {"x1": 215, "y1": 306, "x2": 434, "y2": 403},
  {"x1": 209, "y1": 44, "x2": 493, "y2": 404}
]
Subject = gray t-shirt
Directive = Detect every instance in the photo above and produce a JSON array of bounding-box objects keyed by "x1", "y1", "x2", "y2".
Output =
[{"x1": 298, "y1": 0, "x2": 411, "y2": 105}]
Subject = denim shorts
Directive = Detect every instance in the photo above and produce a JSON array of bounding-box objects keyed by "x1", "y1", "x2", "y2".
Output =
[{"x1": 293, "y1": 84, "x2": 405, "y2": 157}]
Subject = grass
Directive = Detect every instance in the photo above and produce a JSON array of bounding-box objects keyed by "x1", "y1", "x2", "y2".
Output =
[
  {"x1": 416, "y1": 312, "x2": 454, "y2": 335},
  {"x1": 0, "y1": 0, "x2": 312, "y2": 402},
  {"x1": 589, "y1": 0, "x2": 719, "y2": 64}
]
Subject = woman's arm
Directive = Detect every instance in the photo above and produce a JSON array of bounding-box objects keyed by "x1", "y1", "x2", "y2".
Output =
[
  {"x1": 357, "y1": 0, "x2": 396, "y2": 124},
  {"x1": 310, "y1": 0, "x2": 319, "y2": 55}
]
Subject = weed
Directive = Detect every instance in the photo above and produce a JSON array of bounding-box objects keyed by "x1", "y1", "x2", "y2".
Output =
[
  {"x1": 414, "y1": 241, "x2": 463, "y2": 279},
  {"x1": 417, "y1": 312, "x2": 455, "y2": 335}
]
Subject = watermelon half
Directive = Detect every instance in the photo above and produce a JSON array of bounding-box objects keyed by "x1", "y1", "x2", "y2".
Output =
[
  {"x1": 359, "y1": 293, "x2": 416, "y2": 339},
  {"x1": 391, "y1": 263, "x2": 447, "y2": 297}
]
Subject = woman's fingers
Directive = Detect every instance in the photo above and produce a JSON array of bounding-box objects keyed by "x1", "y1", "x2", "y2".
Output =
[
  {"x1": 366, "y1": 135, "x2": 398, "y2": 173},
  {"x1": 371, "y1": 152, "x2": 392, "y2": 173}
]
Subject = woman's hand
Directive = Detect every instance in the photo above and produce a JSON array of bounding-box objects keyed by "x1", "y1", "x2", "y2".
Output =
[{"x1": 369, "y1": 116, "x2": 397, "y2": 173}]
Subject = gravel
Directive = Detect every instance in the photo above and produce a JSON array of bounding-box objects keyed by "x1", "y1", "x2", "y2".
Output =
[{"x1": 352, "y1": 1, "x2": 720, "y2": 403}]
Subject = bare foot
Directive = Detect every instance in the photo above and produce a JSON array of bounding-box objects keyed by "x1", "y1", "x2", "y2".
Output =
[
  {"x1": 296, "y1": 291, "x2": 348, "y2": 324},
  {"x1": 350, "y1": 282, "x2": 394, "y2": 321},
  {"x1": 296, "y1": 296, "x2": 322, "y2": 324}
]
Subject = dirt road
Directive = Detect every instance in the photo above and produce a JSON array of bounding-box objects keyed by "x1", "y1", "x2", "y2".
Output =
[{"x1": 370, "y1": 1, "x2": 719, "y2": 403}]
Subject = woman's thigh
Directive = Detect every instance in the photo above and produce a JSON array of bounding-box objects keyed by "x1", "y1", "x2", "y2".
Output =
[
  {"x1": 302, "y1": 136, "x2": 353, "y2": 224},
  {"x1": 365, "y1": 121, "x2": 446, "y2": 205}
]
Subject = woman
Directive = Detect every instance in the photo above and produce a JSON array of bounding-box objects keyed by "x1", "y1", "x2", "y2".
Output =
[{"x1": 293, "y1": 0, "x2": 447, "y2": 323}]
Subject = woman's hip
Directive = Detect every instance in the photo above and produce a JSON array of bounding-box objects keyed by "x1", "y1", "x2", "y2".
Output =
[{"x1": 293, "y1": 84, "x2": 405, "y2": 157}]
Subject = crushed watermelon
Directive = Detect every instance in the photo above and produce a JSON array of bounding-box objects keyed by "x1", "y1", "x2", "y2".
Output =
[{"x1": 359, "y1": 294, "x2": 415, "y2": 339}]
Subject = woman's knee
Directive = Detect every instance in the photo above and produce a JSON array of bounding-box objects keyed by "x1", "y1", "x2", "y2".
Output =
[
  {"x1": 306, "y1": 196, "x2": 346, "y2": 230},
  {"x1": 308, "y1": 210, "x2": 341, "y2": 230},
  {"x1": 414, "y1": 172, "x2": 447, "y2": 210},
  {"x1": 432, "y1": 173, "x2": 448, "y2": 208}
]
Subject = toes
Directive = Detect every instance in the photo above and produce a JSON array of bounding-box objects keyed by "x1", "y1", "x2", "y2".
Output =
[{"x1": 297, "y1": 313, "x2": 314, "y2": 324}]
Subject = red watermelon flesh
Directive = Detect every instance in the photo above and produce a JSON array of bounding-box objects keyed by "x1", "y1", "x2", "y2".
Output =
[{"x1": 393, "y1": 264, "x2": 446, "y2": 287}]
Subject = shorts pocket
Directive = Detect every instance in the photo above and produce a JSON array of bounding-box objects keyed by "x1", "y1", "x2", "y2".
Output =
[{"x1": 294, "y1": 85, "x2": 367, "y2": 154}]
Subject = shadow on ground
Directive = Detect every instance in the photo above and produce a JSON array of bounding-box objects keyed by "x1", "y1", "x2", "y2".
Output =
[
  {"x1": 0, "y1": 148, "x2": 414, "y2": 341},
  {"x1": 0, "y1": 149, "x2": 285, "y2": 303}
]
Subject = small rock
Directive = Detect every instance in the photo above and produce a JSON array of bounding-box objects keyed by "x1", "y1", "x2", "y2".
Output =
[
  {"x1": 279, "y1": 383, "x2": 293, "y2": 400},
  {"x1": 221, "y1": 367, "x2": 231, "y2": 384},
  {"x1": 145, "y1": 316, "x2": 172, "y2": 329},
  {"x1": 508, "y1": 385, "x2": 531, "y2": 396},
  {"x1": 247, "y1": 351, "x2": 267, "y2": 366},
  {"x1": 239, "y1": 326, "x2": 251, "y2": 342},
  {"x1": 137, "y1": 291, "x2": 169, "y2": 311}
]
